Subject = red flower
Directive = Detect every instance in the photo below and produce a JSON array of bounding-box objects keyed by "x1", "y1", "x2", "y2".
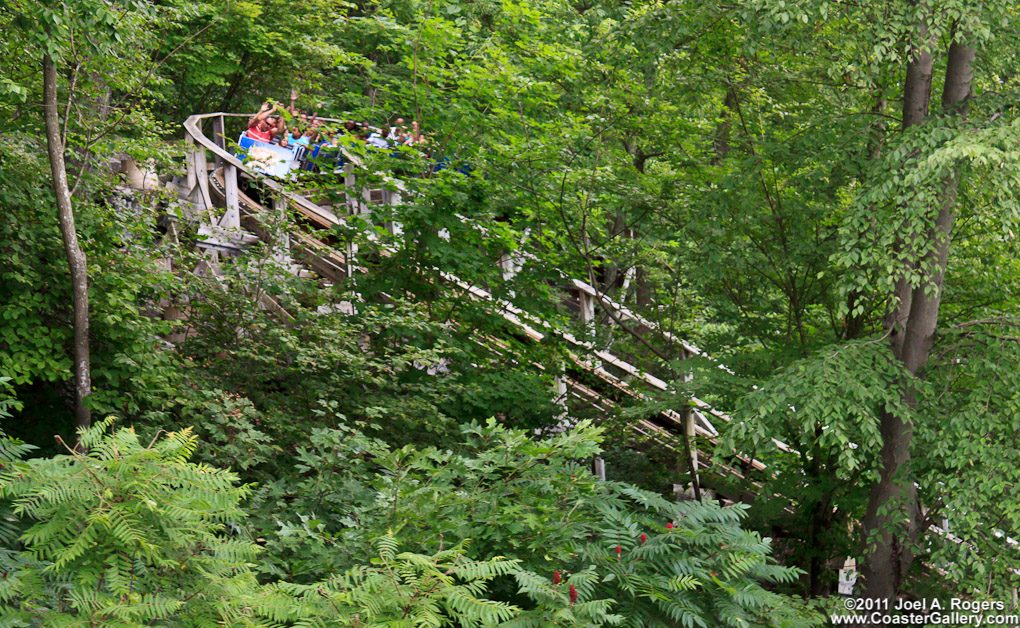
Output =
[
  {"x1": 615, "y1": 544, "x2": 622, "y2": 555},
  {"x1": 569, "y1": 584, "x2": 578, "y2": 604},
  {"x1": 711, "y1": 571, "x2": 717, "y2": 576},
  {"x1": 666, "y1": 522, "x2": 673, "y2": 529},
  {"x1": 553, "y1": 570, "x2": 561, "y2": 584},
  {"x1": 640, "y1": 534, "x2": 647, "y2": 544}
]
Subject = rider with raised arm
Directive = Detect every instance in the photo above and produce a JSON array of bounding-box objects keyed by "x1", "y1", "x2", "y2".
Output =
[
  {"x1": 280, "y1": 89, "x2": 322, "y2": 148},
  {"x1": 246, "y1": 101, "x2": 284, "y2": 143}
]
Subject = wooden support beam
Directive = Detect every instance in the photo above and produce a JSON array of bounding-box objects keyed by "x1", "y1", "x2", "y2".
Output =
[
  {"x1": 343, "y1": 163, "x2": 359, "y2": 277},
  {"x1": 499, "y1": 253, "x2": 514, "y2": 282},
  {"x1": 499, "y1": 253, "x2": 524, "y2": 282},
  {"x1": 344, "y1": 162, "x2": 357, "y2": 216},
  {"x1": 679, "y1": 346, "x2": 699, "y2": 479},
  {"x1": 554, "y1": 373, "x2": 568, "y2": 410},
  {"x1": 361, "y1": 186, "x2": 372, "y2": 215},
  {"x1": 221, "y1": 163, "x2": 240, "y2": 230},
  {"x1": 579, "y1": 289, "x2": 595, "y2": 326},
  {"x1": 185, "y1": 137, "x2": 197, "y2": 192},
  {"x1": 194, "y1": 145, "x2": 210, "y2": 209},
  {"x1": 189, "y1": 118, "x2": 212, "y2": 206},
  {"x1": 388, "y1": 188, "x2": 403, "y2": 236},
  {"x1": 553, "y1": 372, "x2": 570, "y2": 431},
  {"x1": 185, "y1": 181, "x2": 212, "y2": 223},
  {"x1": 212, "y1": 115, "x2": 226, "y2": 169},
  {"x1": 271, "y1": 194, "x2": 292, "y2": 267},
  {"x1": 677, "y1": 345, "x2": 702, "y2": 497}
]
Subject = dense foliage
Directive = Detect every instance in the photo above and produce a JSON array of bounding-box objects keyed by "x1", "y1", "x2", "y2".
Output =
[{"x1": 0, "y1": 418, "x2": 817, "y2": 627}]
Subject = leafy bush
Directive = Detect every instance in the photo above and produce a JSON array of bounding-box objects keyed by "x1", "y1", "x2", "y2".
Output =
[
  {"x1": 0, "y1": 418, "x2": 261, "y2": 627},
  {"x1": 0, "y1": 414, "x2": 819, "y2": 628},
  {"x1": 249, "y1": 419, "x2": 822, "y2": 628}
]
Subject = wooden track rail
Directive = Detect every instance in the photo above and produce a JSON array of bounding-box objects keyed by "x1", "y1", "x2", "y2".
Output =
[
  {"x1": 183, "y1": 112, "x2": 1020, "y2": 581},
  {"x1": 182, "y1": 112, "x2": 786, "y2": 495}
]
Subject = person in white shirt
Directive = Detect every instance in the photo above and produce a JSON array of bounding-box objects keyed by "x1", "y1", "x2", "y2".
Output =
[{"x1": 366, "y1": 129, "x2": 390, "y2": 149}]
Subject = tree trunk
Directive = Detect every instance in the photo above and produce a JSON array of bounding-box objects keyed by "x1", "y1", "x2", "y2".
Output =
[
  {"x1": 712, "y1": 88, "x2": 738, "y2": 165},
  {"x1": 859, "y1": 36, "x2": 974, "y2": 608},
  {"x1": 43, "y1": 54, "x2": 92, "y2": 435},
  {"x1": 808, "y1": 490, "x2": 834, "y2": 596},
  {"x1": 636, "y1": 266, "x2": 652, "y2": 308},
  {"x1": 216, "y1": 50, "x2": 252, "y2": 112},
  {"x1": 602, "y1": 210, "x2": 629, "y2": 297},
  {"x1": 883, "y1": 17, "x2": 934, "y2": 353}
]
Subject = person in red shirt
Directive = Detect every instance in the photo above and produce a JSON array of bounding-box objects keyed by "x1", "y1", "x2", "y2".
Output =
[{"x1": 246, "y1": 101, "x2": 284, "y2": 143}]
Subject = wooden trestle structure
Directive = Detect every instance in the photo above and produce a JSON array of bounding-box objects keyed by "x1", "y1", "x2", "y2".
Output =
[
  {"x1": 178, "y1": 112, "x2": 1020, "y2": 588},
  {"x1": 178, "y1": 112, "x2": 790, "y2": 499}
]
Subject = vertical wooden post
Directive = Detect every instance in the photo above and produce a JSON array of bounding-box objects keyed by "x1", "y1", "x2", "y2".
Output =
[
  {"x1": 185, "y1": 137, "x2": 197, "y2": 192},
  {"x1": 591, "y1": 457, "x2": 606, "y2": 481},
  {"x1": 361, "y1": 186, "x2": 372, "y2": 215},
  {"x1": 498, "y1": 248, "x2": 525, "y2": 282},
  {"x1": 343, "y1": 162, "x2": 358, "y2": 277},
  {"x1": 185, "y1": 181, "x2": 209, "y2": 222},
  {"x1": 194, "y1": 144, "x2": 210, "y2": 209},
  {"x1": 388, "y1": 188, "x2": 403, "y2": 236},
  {"x1": 191, "y1": 117, "x2": 209, "y2": 200},
  {"x1": 271, "y1": 194, "x2": 291, "y2": 266},
  {"x1": 679, "y1": 346, "x2": 701, "y2": 498},
  {"x1": 579, "y1": 290, "x2": 595, "y2": 327},
  {"x1": 621, "y1": 265, "x2": 636, "y2": 295},
  {"x1": 553, "y1": 372, "x2": 569, "y2": 430},
  {"x1": 222, "y1": 163, "x2": 240, "y2": 230},
  {"x1": 576, "y1": 288, "x2": 602, "y2": 369},
  {"x1": 499, "y1": 253, "x2": 516, "y2": 281},
  {"x1": 346, "y1": 241, "x2": 359, "y2": 277},
  {"x1": 344, "y1": 162, "x2": 357, "y2": 216},
  {"x1": 212, "y1": 115, "x2": 226, "y2": 169}
]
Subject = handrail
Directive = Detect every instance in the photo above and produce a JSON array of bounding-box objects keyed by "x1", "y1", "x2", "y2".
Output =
[{"x1": 184, "y1": 113, "x2": 340, "y2": 225}]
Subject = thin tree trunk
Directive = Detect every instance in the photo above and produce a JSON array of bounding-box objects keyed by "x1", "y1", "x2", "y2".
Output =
[
  {"x1": 602, "y1": 210, "x2": 628, "y2": 296},
  {"x1": 636, "y1": 266, "x2": 652, "y2": 308},
  {"x1": 808, "y1": 491, "x2": 834, "y2": 596},
  {"x1": 859, "y1": 36, "x2": 974, "y2": 608},
  {"x1": 217, "y1": 50, "x2": 252, "y2": 112},
  {"x1": 43, "y1": 53, "x2": 92, "y2": 435},
  {"x1": 712, "y1": 88, "x2": 738, "y2": 165}
]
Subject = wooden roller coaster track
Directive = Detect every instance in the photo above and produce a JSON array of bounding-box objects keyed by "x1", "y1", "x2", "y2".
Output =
[
  {"x1": 178, "y1": 112, "x2": 1020, "y2": 587},
  {"x1": 180, "y1": 112, "x2": 794, "y2": 499}
]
